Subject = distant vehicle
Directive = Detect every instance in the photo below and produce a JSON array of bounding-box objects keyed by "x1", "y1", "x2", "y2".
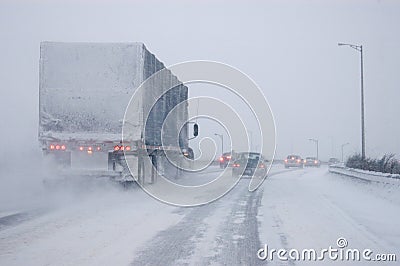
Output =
[
  {"x1": 328, "y1": 158, "x2": 341, "y2": 165},
  {"x1": 232, "y1": 152, "x2": 267, "y2": 177},
  {"x1": 219, "y1": 152, "x2": 234, "y2": 168},
  {"x1": 182, "y1": 147, "x2": 194, "y2": 160},
  {"x1": 284, "y1": 155, "x2": 303, "y2": 168},
  {"x1": 304, "y1": 157, "x2": 321, "y2": 167}
]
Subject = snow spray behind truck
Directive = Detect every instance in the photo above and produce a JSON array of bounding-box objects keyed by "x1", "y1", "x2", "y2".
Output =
[{"x1": 39, "y1": 42, "x2": 190, "y2": 182}]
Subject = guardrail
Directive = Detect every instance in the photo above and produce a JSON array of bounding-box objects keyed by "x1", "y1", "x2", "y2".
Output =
[{"x1": 329, "y1": 164, "x2": 400, "y2": 185}]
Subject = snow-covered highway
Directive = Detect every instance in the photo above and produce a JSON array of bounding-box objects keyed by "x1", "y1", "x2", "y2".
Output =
[{"x1": 0, "y1": 165, "x2": 399, "y2": 265}]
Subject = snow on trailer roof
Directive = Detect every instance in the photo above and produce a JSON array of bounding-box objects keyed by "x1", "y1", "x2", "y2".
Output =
[{"x1": 38, "y1": 42, "x2": 179, "y2": 143}]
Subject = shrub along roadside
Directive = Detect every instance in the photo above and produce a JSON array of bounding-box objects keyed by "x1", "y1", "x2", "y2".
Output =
[{"x1": 346, "y1": 153, "x2": 400, "y2": 175}]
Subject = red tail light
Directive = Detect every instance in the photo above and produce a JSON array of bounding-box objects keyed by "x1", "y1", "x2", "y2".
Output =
[
  {"x1": 88, "y1": 147, "x2": 92, "y2": 151},
  {"x1": 297, "y1": 159, "x2": 301, "y2": 163},
  {"x1": 314, "y1": 160, "x2": 318, "y2": 164},
  {"x1": 97, "y1": 147, "x2": 101, "y2": 151},
  {"x1": 284, "y1": 159, "x2": 288, "y2": 162},
  {"x1": 79, "y1": 146, "x2": 84, "y2": 151},
  {"x1": 50, "y1": 144, "x2": 68, "y2": 151},
  {"x1": 219, "y1": 157, "x2": 224, "y2": 162},
  {"x1": 259, "y1": 164, "x2": 265, "y2": 168},
  {"x1": 227, "y1": 155, "x2": 231, "y2": 159},
  {"x1": 114, "y1": 146, "x2": 120, "y2": 151},
  {"x1": 233, "y1": 163, "x2": 240, "y2": 167},
  {"x1": 125, "y1": 146, "x2": 131, "y2": 151}
]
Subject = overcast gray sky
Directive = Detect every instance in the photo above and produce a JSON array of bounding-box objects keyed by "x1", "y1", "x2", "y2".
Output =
[{"x1": 0, "y1": 0, "x2": 399, "y2": 161}]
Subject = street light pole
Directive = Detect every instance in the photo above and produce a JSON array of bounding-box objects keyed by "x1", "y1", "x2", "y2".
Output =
[
  {"x1": 360, "y1": 45, "x2": 365, "y2": 160},
  {"x1": 308, "y1": 138, "x2": 319, "y2": 160},
  {"x1": 338, "y1": 42, "x2": 366, "y2": 160},
  {"x1": 341, "y1": 142, "x2": 350, "y2": 162},
  {"x1": 248, "y1": 130, "x2": 253, "y2": 151},
  {"x1": 214, "y1": 133, "x2": 224, "y2": 155}
]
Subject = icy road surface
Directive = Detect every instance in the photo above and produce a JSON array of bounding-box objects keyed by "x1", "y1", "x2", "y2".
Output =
[{"x1": 0, "y1": 165, "x2": 399, "y2": 265}]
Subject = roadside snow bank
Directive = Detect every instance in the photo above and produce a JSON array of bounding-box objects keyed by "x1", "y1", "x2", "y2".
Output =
[
  {"x1": 258, "y1": 167, "x2": 400, "y2": 265},
  {"x1": 329, "y1": 165, "x2": 400, "y2": 185}
]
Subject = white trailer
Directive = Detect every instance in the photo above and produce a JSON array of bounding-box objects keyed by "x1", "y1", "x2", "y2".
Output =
[{"x1": 39, "y1": 42, "x2": 189, "y2": 182}]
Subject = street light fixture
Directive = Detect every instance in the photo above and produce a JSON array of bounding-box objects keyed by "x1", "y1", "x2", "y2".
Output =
[
  {"x1": 341, "y1": 142, "x2": 350, "y2": 163},
  {"x1": 338, "y1": 42, "x2": 366, "y2": 160},
  {"x1": 214, "y1": 133, "x2": 224, "y2": 155},
  {"x1": 308, "y1": 138, "x2": 319, "y2": 160}
]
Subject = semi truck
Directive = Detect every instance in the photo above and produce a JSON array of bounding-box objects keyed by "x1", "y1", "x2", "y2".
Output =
[{"x1": 39, "y1": 42, "x2": 190, "y2": 183}]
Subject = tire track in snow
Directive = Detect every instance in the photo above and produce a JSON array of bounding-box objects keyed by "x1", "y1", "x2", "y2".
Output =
[
  {"x1": 266, "y1": 206, "x2": 296, "y2": 266},
  {"x1": 0, "y1": 210, "x2": 46, "y2": 231},
  {"x1": 130, "y1": 190, "x2": 235, "y2": 266},
  {"x1": 130, "y1": 167, "x2": 294, "y2": 266},
  {"x1": 205, "y1": 182, "x2": 265, "y2": 265}
]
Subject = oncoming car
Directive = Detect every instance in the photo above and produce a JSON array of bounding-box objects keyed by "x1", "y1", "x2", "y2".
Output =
[
  {"x1": 232, "y1": 152, "x2": 268, "y2": 178},
  {"x1": 304, "y1": 157, "x2": 321, "y2": 167},
  {"x1": 284, "y1": 155, "x2": 303, "y2": 168}
]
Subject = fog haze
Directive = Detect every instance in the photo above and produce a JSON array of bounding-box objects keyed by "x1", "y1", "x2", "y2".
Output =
[{"x1": 1, "y1": 0, "x2": 399, "y2": 161}]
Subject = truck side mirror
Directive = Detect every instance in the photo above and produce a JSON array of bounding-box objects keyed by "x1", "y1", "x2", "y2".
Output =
[{"x1": 193, "y1": 123, "x2": 199, "y2": 137}]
